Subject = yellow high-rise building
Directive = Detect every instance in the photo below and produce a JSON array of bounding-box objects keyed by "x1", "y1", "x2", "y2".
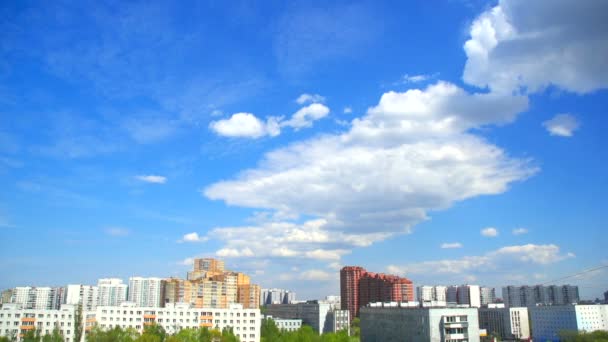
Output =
[{"x1": 164, "y1": 258, "x2": 260, "y2": 309}]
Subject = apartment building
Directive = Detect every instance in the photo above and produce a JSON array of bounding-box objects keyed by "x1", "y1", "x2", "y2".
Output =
[
  {"x1": 63, "y1": 284, "x2": 98, "y2": 311},
  {"x1": 260, "y1": 289, "x2": 297, "y2": 306},
  {"x1": 340, "y1": 266, "x2": 414, "y2": 319},
  {"x1": 97, "y1": 278, "x2": 128, "y2": 307},
  {"x1": 10, "y1": 287, "x2": 62, "y2": 310},
  {"x1": 84, "y1": 302, "x2": 260, "y2": 342},
  {"x1": 128, "y1": 277, "x2": 164, "y2": 308},
  {"x1": 502, "y1": 285, "x2": 580, "y2": 307},
  {"x1": 0, "y1": 303, "x2": 76, "y2": 342},
  {"x1": 360, "y1": 302, "x2": 480, "y2": 342}
]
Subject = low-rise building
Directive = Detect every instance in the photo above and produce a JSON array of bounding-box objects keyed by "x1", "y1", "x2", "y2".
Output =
[
  {"x1": 0, "y1": 303, "x2": 76, "y2": 342},
  {"x1": 265, "y1": 301, "x2": 349, "y2": 335},
  {"x1": 478, "y1": 306, "x2": 530, "y2": 340},
  {"x1": 530, "y1": 304, "x2": 608, "y2": 341},
  {"x1": 264, "y1": 315, "x2": 302, "y2": 332},
  {"x1": 84, "y1": 302, "x2": 260, "y2": 342},
  {"x1": 360, "y1": 302, "x2": 480, "y2": 342}
]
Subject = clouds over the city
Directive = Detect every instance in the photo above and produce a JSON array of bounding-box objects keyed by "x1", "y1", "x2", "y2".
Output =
[
  {"x1": 543, "y1": 114, "x2": 580, "y2": 137},
  {"x1": 463, "y1": 0, "x2": 608, "y2": 94},
  {"x1": 388, "y1": 244, "x2": 574, "y2": 275},
  {"x1": 204, "y1": 81, "x2": 536, "y2": 262}
]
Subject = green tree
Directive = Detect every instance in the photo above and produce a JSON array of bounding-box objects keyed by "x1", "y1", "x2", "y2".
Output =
[
  {"x1": 350, "y1": 318, "x2": 359, "y2": 339},
  {"x1": 260, "y1": 318, "x2": 281, "y2": 342}
]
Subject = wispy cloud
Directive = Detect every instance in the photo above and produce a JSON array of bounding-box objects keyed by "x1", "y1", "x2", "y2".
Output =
[
  {"x1": 104, "y1": 227, "x2": 130, "y2": 237},
  {"x1": 135, "y1": 175, "x2": 167, "y2": 184},
  {"x1": 441, "y1": 242, "x2": 463, "y2": 249},
  {"x1": 481, "y1": 227, "x2": 499, "y2": 237},
  {"x1": 296, "y1": 93, "x2": 325, "y2": 105},
  {"x1": 543, "y1": 114, "x2": 580, "y2": 137},
  {"x1": 512, "y1": 227, "x2": 528, "y2": 235}
]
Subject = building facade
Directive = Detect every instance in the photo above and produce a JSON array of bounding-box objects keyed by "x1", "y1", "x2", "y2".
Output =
[
  {"x1": 0, "y1": 303, "x2": 76, "y2": 342},
  {"x1": 479, "y1": 287, "x2": 495, "y2": 306},
  {"x1": 128, "y1": 277, "x2": 164, "y2": 308},
  {"x1": 63, "y1": 284, "x2": 98, "y2": 311},
  {"x1": 478, "y1": 306, "x2": 530, "y2": 340},
  {"x1": 264, "y1": 316, "x2": 302, "y2": 332},
  {"x1": 260, "y1": 289, "x2": 296, "y2": 306},
  {"x1": 85, "y1": 302, "x2": 260, "y2": 342},
  {"x1": 340, "y1": 266, "x2": 414, "y2": 319},
  {"x1": 265, "y1": 302, "x2": 349, "y2": 335},
  {"x1": 10, "y1": 287, "x2": 62, "y2": 310},
  {"x1": 97, "y1": 278, "x2": 128, "y2": 307},
  {"x1": 360, "y1": 303, "x2": 480, "y2": 342},
  {"x1": 502, "y1": 285, "x2": 579, "y2": 307},
  {"x1": 530, "y1": 304, "x2": 608, "y2": 341}
]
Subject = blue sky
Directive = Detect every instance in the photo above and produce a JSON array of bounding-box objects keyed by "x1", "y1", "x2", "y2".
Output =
[{"x1": 1, "y1": 0, "x2": 607, "y2": 300}]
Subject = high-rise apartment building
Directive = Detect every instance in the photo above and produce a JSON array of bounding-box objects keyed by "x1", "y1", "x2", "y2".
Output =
[
  {"x1": 340, "y1": 266, "x2": 414, "y2": 319},
  {"x1": 457, "y1": 285, "x2": 481, "y2": 308},
  {"x1": 97, "y1": 278, "x2": 128, "y2": 306},
  {"x1": 340, "y1": 266, "x2": 365, "y2": 320},
  {"x1": 128, "y1": 277, "x2": 164, "y2": 307},
  {"x1": 260, "y1": 289, "x2": 296, "y2": 306},
  {"x1": 502, "y1": 285, "x2": 579, "y2": 307},
  {"x1": 63, "y1": 284, "x2": 98, "y2": 311},
  {"x1": 0, "y1": 304, "x2": 77, "y2": 342},
  {"x1": 447, "y1": 285, "x2": 459, "y2": 304},
  {"x1": 480, "y1": 287, "x2": 496, "y2": 305},
  {"x1": 10, "y1": 287, "x2": 61, "y2": 310},
  {"x1": 164, "y1": 258, "x2": 260, "y2": 309}
]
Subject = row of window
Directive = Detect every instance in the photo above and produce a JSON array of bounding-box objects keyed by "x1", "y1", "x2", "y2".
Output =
[
  {"x1": 0, "y1": 321, "x2": 71, "y2": 327},
  {"x1": 101, "y1": 310, "x2": 255, "y2": 317},
  {"x1": 0, "y1": 313, "x2": 72, "y2": 319}
]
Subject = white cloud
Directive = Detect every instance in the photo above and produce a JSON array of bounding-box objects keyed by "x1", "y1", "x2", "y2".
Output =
[
  {"x1": 135, "y1": 175, "x2": 167, "y2": 184},
  {"x1": 401, "y1": 73, "x2": 437, "y2": 84},
  {"x1": 481, "y1": 227, "x2": 499, "y2": 237},
  {"x1": 343, "y1": 107, "x2": 353, "y2": 114},
  {"x1": 179, "y1": 257, "x2": 194, "y2": 266},
  {"x1": 216, "y1": 247, "x2": 255, "y2": 258},
  {"x1": 299, "y1": 269, "x2": 332, "y2": 281},
  {"x1": 389, "y1": 244, "x2": 573, "y2": 275},
  {"x1": 180, "y1": 232, "x2": 208, "y2": 243},
  {"x1": 296, "y1": 93, "x2": 326, "y2": 105},
  {"x1": 104, "y1": 227, "x2": 130, "y2": 237},
  {"x1": 204, "y1": 81, "x2": 535, "y2": 261},
  {"x1": 441, "y1": 242, "x2": 463, "y2": 249},
  {"x1": 209, "y1": 113, "x2": 281, "y2": 138},
  {"x1": 304, "y1": 249, "x2": 349, "y2": 261},
  {"x1": 512, "y1": 227, "x2": 528, "y2": 235},
  {"x1": 463, "y1": 0, "x2": 608, "y2": 94},
  {"x1": 543, "y1": 114, "x2": 580, "y2": 137},
  {"x1": 282, "y1": 103, "x2": 330, "y2": 130}
]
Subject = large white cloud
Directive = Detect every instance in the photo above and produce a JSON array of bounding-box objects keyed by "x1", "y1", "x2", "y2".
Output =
[
  {"x1": 463, "y1": 0, "x2": 608, "y2": 94},
  {"x1": 204, "y1": 82, "x2": 535, "y2": 254}
]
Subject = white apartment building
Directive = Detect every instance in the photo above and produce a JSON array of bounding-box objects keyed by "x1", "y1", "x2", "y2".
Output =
[
  {"x1": 530, "y1": 304, "x2": 608, "y2": 341},
  {"x1": 11, "y1": 287, "x2": 61, "y2": 310},
  {"x1": 128, "y1": 277, "x2": 164, "y2": 308},
  {"x1": 84, "y1": 302, "x2": 260, "y2": 342},
  {"x1": 265, "y1": 302, "x2": 349, "y2": 335},
  {"x1": 417, "y1": 286, "x2": 448, "y2": 303},
  {"x1": 64, "y1": 285, "x2": 98, "y2": 311},
  {"x1": 97, "y1": 278, "x2": 128, "y2": 307},
  {"x1": 360, "y1": 302, "x2": 480, "y2": 342},
  {"x1": 0, "y1": 303, "x2": 76, "y2": 342},
  {"x1": 260, "y1": 289, "x2": 296, "y2": 306},
  {"x1": 478, "y1": 306, "x2": 530, "y2": 340}
]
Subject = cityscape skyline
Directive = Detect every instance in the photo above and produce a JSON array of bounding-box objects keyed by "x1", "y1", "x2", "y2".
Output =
[{"x1": 1, "y1": 0, "x2": 608, "y2": 302}]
